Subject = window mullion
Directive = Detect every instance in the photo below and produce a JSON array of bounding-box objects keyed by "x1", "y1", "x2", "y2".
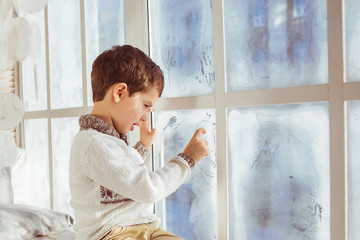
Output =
[
  {"x1": 212, "y1": 0, "x2": 228, "y2": 239},
  {"x1": 80, "y1": 0, "x2": 88, "y2": 109},
  {"x1": 327, "y1": 0, "x2": 346, "y2": 239},
  {"x1": 44, "y1": 4, "x2": 54, "y2": 210}
]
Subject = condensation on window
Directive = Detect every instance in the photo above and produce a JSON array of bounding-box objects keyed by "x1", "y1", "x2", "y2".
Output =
[
  {"x1": 227, "y1": 103, "x2": 330, "y2": 240},
  {"x1": 347, "y1": 101, "x2": 360, "y2": 240},
  {"x1": 345, "y1": 0, "x2": 360, "y2": 82},
  {"x1": 153, "y1": 109, "x2": 217, "y2": 240},
  {"x1": 22, "y1": 10, "x2": 47, "y2": 112},
  {"x1": 149, "y1": 0, "x2": 215, "y2": 98},
  {"x1": 224, "y1": 0, "x2": 328, "y2": 91},
  {"x1": 48, "y1": 0, "x2": 83, "y2": 109},
  {"x1": 52, "y1": 117, "x2": 79, "y2": 217},
  {"x1": 24, "y1": 119, "x2": 50, "y2": 209},
  {"x1": 85, "y1": 0, "x2": 126, "y2": 105}
]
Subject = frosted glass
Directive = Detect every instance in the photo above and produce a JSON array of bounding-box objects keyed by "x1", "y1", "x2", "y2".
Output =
[
  {"x1": 345, "y1": 0, "x2": 360, "y2": 82},
  {"x1": 224, "y1": 0, "x2": 328, "y2": 91},
  {"x1": 48, "y1": 0, "x2": 82, "y2": 109},
  {"x1": 347, "y1": 101, "x2": 360, "y2": 240},
  {"x1": 24, "y1": 119, "x2": 50, "y2": 209},
  {"x1": 85, "y1": 0, "x2": 126, "y2": 105},
  {"x1": 149, "y1": 0, "x2": 215, "y2": 98},
  {"x1": 228, "y1": 103, "x2": 330, "y2": 240},
  {"x1": 52, "y1": 117, "x2": 79, "y2": 216},
  {"x1": 153, "y1": 110, "x2": 217, "y2": 240},
  {"x1": 22, "y1": 10, "x2": 47, "y2": 111}
]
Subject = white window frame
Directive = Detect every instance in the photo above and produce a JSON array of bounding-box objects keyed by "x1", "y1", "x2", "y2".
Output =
[{"x1": 17, "y1": 0, "x2": 360, "y2": 239}]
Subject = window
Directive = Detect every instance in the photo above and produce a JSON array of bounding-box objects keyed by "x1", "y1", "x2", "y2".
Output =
[
  {"x1": 153, "y1": 110, "x2": 217, "y2": 239},
  {"x1": 17, "y1": 0, "x2": 359, "y2": 239}
]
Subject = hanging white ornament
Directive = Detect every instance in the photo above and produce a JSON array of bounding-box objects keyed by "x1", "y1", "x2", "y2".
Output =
[
  {"x1": 0, "y1": 19, "x2": 16, "y2": 71},
  {"x1": 0, "y1": 0, "x2": 13, "y2": 23},
  {"x1": 0, "y1": 130, "x2": 16, "y2": 167},
  {"x1": 12, "y1": 0, "x2": 48, "y2": 15},
  {"x1": 0, "y1": 92, "x2": 24, "y2": 130},
  {"x1": 7, "y1": 17, "x2": 33, "y2": 61}
]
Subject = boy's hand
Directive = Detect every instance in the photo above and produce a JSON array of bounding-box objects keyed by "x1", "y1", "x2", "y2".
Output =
[
  {"x1": 140, "y1": 118, "x2": 157, "y2": 148},
  {"x1": 183, "y1": 128, "x2": 209, "y2": 163}
]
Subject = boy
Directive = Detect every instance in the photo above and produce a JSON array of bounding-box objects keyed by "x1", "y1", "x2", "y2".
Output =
[{"x1": 69, "y1": 45, "x2": 209, "y2": 240}]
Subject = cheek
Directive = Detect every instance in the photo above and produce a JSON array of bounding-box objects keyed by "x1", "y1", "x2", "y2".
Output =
[{"x1": 130, "y1": 106, "x2": 144, "y2": 120}]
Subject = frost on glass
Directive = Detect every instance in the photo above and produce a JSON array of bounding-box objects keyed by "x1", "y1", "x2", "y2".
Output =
[
  {"x1": 149, "y1": 0, "x2": 215, "y2": 98},
  {"x1": 347, "y1": 101, "x2": 360, "y2": 240},
  {"x1": 48, "y1": 0, "x2": 82, "y2": 109},
  {"x1": 153, "y1": 110, "x2": 217, "y2": 239},
  {"x1": 85, "y1": 0, "x2": 126, "y2": 105},
  {"x1": 228, "y1": 103, "x2": 330, "y2": 240},
  {"x1": 224, "y1": 0, "x2": 328, "y2": 91},
  {"x1": 24, "y1": 119, "x2": 50, "y2": 209},
  {"x1": 52, "y1": 117, "x2": 79, "y2": 216},
  {"x1": 345, "y1": 0, "x2": 360, "y2": 82},
  {"x1": 22, "y1": 10, "x2": 47, "y2": 111}
]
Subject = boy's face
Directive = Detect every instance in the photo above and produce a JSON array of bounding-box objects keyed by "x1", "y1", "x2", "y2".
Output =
[{"x1": 110, "y1": 86, "x2": 159, "y2": 135}]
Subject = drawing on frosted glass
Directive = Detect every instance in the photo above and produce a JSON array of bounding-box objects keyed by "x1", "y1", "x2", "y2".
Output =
[
  {"x1": 48, "y1": 0, "x2": 82, "y2": 109},
  {"x1": 228, "y1": 103, "x2": 330, "y2": 240},
  {"x1": 154, "y1": 110, "x2": 217, "y2": 240},
  {"x1": 293, "y1": 0, "x2": 306, "y2": 18},
  {"x1": 149, "y1": 0, "x2": 215, "y2": 98},
  {"x1": 253, "y1": 0, "x2": 265, "y2": 27},
  {"x1": 347, "y1": 101, "x2": 360, "y2": 240},
  {"x1": 52, "y1": 117, "x2": 78, "y2": 216},
  {"x1": 224, "y1": 0, "x2": 328, "y2": 91},
  {"x1": 345, "y1": 0, "x2": 360, "y2": 82}
]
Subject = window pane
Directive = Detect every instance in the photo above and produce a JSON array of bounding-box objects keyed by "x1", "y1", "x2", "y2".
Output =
[
  {"x1": 149, "y1": 0, "x2": 215, "y2": 98},
  {"x1": 153, "y1": 109, "x2": 217, "y2": 239},
  {"x1": 224, "y1": 0, "x2": 328, "y2": 91},
  {"x1": 52, "y1": 117, "x2": 79, "y2": 216},
  {"x1": 228, "y1": 103, "x2": 330, "y2": 239},
  {"x1": 345, "y1": 0, "x2": 360, "y2": 82},
  {"x1": 22, "y1": 10, "x2": 47, "y2": 111},
  {"x1": 24, "y1": 119, "x2": 50, "y2": 209},
  {"x1": 347, "y1": 101, "x2": 360, "y2": 240},
  {"x1": 48, "y1": 0, "x2": 82, "y2": 109},
  {"x1": 85, "y1": 0, "x2": 126, "y2": 105}
]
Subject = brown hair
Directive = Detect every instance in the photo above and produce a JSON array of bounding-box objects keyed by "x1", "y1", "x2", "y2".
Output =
[{"x1": 91, "y1": 45, "x2": 164, "y2": 102}]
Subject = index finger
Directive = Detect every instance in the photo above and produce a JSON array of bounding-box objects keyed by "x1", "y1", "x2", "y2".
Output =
[{"x1": 192, "y1": 128, "x2": 206, "y2": 138}]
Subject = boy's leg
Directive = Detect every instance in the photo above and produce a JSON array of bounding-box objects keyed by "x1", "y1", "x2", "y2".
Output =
[
  {"x1": 100, "y1": 224, "x2": 148, "y2": 240},
  {"x1": 150, "y1": 228, "x2": 184, "y2": 240},
  {"x1": 148, "y1": 218, "x2": 184, "y2": 240}
]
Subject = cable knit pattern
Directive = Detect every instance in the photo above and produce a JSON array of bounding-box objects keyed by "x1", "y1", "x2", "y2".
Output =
[{"x1": 70, "y1": 115, "x2": 192, "y2": 240}]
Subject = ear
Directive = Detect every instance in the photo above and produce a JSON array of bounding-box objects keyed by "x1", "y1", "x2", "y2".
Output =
[{"x1": 112, "y1": 83, "x2": 128, "y2": 103}]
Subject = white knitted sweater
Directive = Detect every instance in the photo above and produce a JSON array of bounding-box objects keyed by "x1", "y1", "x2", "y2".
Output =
[{"x1": 69, "y1": 115, "x2": 194, "y2": 240}]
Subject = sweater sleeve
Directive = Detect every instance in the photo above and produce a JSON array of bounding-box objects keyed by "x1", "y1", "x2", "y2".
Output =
[
  {"x1": 133, "y1": 141, "x2": 150, "y2": 161},
  {"x1": 84, "y1": 137, "x2": 191, "y2": 204}
]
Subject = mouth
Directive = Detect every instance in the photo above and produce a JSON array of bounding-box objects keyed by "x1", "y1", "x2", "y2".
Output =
[{"x1": 130, "y1": 123, "x2": 140, "y2": 131}]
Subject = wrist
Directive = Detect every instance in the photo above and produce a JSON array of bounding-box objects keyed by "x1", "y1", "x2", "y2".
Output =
[
  {"x1": 139, "y1": 140, "x2": 151, "y2": 149},
  {"x1": 177, "y1": 153, "x2": 195, "y2": 169}
]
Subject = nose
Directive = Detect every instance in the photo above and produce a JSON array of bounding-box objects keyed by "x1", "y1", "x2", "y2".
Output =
[{"x1": 141, "y1": 112, "x2": 149, "y2": 122}]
